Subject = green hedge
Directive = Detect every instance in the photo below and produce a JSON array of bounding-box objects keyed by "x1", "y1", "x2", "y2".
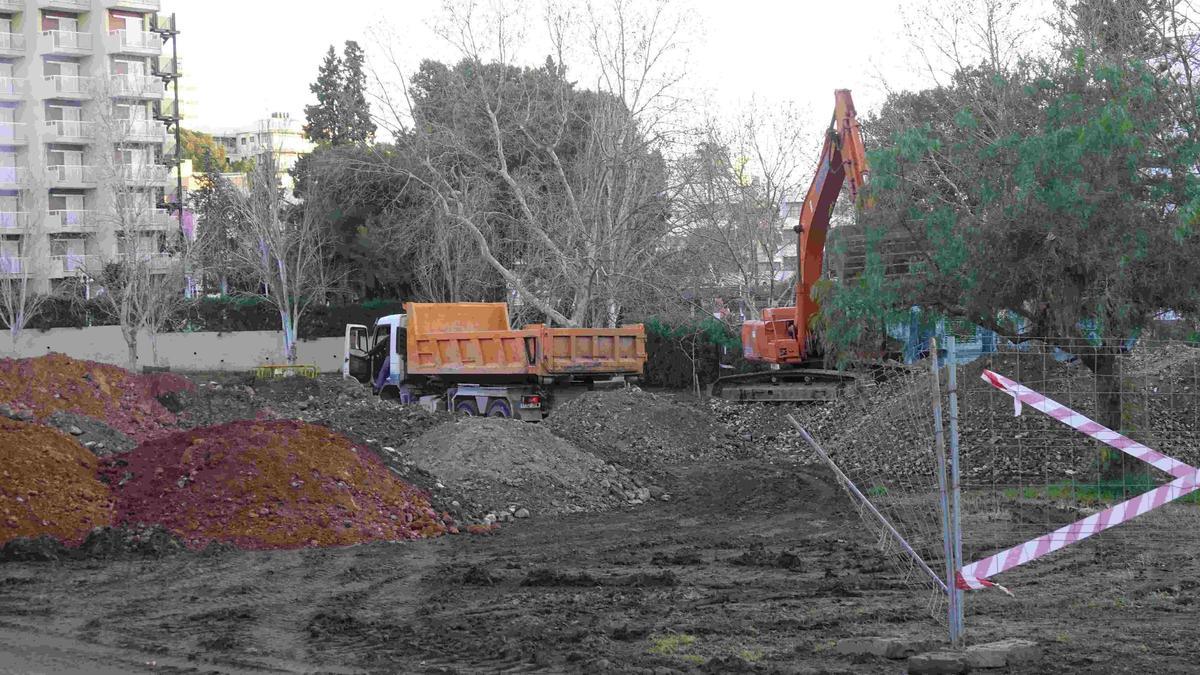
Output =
[{"x1": 641, "y1": 317, "x2": 749, "y2": 390}]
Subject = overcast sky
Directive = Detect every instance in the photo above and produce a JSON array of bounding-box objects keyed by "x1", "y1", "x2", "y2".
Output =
[{"x1": 165, "y1": 0, "x2": 955, "y2": 134}]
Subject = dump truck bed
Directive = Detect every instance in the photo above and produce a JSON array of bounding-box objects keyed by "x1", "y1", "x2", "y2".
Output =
[{"x1": 405, "y1": 303, "x2": 645, "y2": 379}]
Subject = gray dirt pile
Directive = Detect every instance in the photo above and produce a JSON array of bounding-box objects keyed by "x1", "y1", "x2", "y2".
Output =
[
  {"x1": 395, "y1": 417, "x2": 659, "y2": 521},
  {"x1": 547, "y1": 389, "x2": 747, "y2": 472}
]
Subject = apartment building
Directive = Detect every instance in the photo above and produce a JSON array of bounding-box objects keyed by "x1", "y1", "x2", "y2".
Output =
[
  {"x1": 0, "y1": 0, "x2": 179, "y2": 293},
  {"x1": 208, "y1": 112, "x2": 314, "y2": 192}
]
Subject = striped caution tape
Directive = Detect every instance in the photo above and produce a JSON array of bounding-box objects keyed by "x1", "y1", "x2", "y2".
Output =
[{"x1": 955, "y1": 370, "x2": 1198, "y2": 592}]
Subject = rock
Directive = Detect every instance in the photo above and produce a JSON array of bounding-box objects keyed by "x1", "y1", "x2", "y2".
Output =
[
  {"x1": 483, "y1": 513, "x2": 497, "y2": 525},
  {"x1": 84, "y1": 441, "x2": 96, "y2": 449},
  {"x1": 514, "y1": 507, "x2": 530, "y2": 519},
  {"x1": 835, "y1": 637, "x2": 930, "y2": 659},
  {"x1": 965, "y1": 639, "x2": 1041, "y2": 668},
  {"x1": 68, "y1": 425, "x2": 84, "y2": 436},
  {"x1": 908, "y1": 651, "x2": 968, "y2": 674},
  {"x1": 94, "y1": 443, "x2": 106, "y2": 451},
  {"x1": 0, "y1": 404, "x2": 14, "y2": 419},
  {"x1": 636, "y1": 487, "x2": 651, "y2": 501},
  {"x1": 648, "y1": 485, "x2": 666, "y2": 499}
]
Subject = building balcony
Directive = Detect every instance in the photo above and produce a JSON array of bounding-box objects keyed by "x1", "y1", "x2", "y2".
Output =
[
  {"x1": 109, "y1": 74, "x2": 163, "y2": 99},
  {"x1": 118, "y1": 163, "x2": 170, "y2": 185},
  {"x1": 117, "y1": 118, "x2": 165, "y2": 142},
  {"x1": 41, "y1": 30, "x2": 93, "y2": 56},
  {"x1": 119, "y1": 251, "x2": 175, "y2": 272},
  {"x1": 104, "y1": 0, "x2": 161, "y2": 11},
  {"x1": 0, "y1": 32, "x2": 25, "y2": 57},
  {"x1": 153, "y1": 99, "x2": 182, "y2": 122},
  {"x1": 43, "y1": 74, "x2": 95, "y2": 99},
  {"x1": 46, "y1": 210, "x2": 97, "y2": 233},
  {"x1": 46, "y1": 165, "x2": 97, "y2": 188},
  {"x1": 0, "y1": 256, "x2": 26, "y2": 277},
  {"x1": 107, "y1": 30, "x2": 162, "y2": 57},
  {"x1": 0, "y1": 77, "x2": 28, "y2": 101},
  {"x1": 152, "y1": 56, "x2": 182, "y2": 79},
  {"x1": 43, "y1": 120, "x2": 93, "y2": 143},
  {"x1": 0, "y1": 122, "x2": 29, "y2": 145},
  {"x1": 49, "y1": 254, "x2": 94, "y2": 278},
  {"x1": 141, "y1": 208, "x2": 174, "y2": 230},
  {"x1": 151, "y1": 13, "x2": 177, "y2": 34},
  {"x1": 0, "y1": 0, "x2": 23, "y2": 11},
  {"x1": 0, "y1": 166, "x2": 27, "y2": 188},
  {"x1": 0, "y1": 212, "x2": 29, "y2": 231},
  {"x1": 38, "y1": 0, "x2": 91, "y2": 10}
]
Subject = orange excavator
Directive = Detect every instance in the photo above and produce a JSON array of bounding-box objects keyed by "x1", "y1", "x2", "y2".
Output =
[{"x1": 713, "y1": 89, "x2": 872, "y2": 402}]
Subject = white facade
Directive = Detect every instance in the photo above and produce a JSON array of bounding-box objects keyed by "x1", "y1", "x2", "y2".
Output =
[
  {"x1": 206, "y1": 112, "x2": 313, "y2": 191},
  {"x1": 0, "y1": 0, "x2": 176, "y2": 293}
]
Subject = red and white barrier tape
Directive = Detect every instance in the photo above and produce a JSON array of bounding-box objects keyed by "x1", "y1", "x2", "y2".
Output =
[{"x1": 955, "y1": 370, "x2": 1198, "y2": 592}]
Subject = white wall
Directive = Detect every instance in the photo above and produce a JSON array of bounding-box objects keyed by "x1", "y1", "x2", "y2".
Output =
[{"x1": 3, "y1": 326, "x2": 344, "y2": 373}]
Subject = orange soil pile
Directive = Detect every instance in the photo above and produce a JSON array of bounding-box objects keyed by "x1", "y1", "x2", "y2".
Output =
[
  {"x1": 105, "y1": 420, "x2": 450, "y2": 550},
  {"x1": 0, "y1": 420, "x2": 114, "y2": 546},
  {"x1": 0, "y1": 353, "x2": 192, "y2": 440}
]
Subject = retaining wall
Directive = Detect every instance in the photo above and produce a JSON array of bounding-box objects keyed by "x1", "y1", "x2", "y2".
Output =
[{"x1": 2, "y1": 326, "x2": 345, "y2": 373}]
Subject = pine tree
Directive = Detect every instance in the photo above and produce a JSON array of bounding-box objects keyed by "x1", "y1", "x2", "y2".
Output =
[
  {"x1": 304, "y1": 46, "x2": 343, "y2": 144},
  {"x1": 339, "y1": 40, "x2": 376, "y2": 145}
]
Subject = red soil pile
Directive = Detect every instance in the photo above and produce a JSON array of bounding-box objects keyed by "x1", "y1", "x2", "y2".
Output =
[
  {"x1": 104, "y1": 420, "x2": 449, "y2": 550},
  {"x1": 0, "y1": 353, "x2": 193, "y2": 441},
  {"x1": 0, "y1": 420, "x2": 114, "y2": 546}
]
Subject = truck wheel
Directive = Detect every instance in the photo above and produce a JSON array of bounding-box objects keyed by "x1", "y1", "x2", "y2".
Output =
[
  {"x1": 485, "y1": 399, "x2": 512, "y2": 418},
  {"x1": 454, "y1": 399, "x2": 479, "y2": 416}
]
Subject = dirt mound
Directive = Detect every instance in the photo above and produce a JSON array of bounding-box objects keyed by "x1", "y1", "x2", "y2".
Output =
[
  {"x1": 399, "y1": 417, "x2": 655, "y2": 518},
  {"x1": 0, "y1": 354, "x2": 192, "y2": 442},
  {"x1": 103, "y1": 420, "x2": 449, "y2": 550},
  {"x1": 44, "y1": 411, "x2": 135, "y2": 456},
  {"x1": 0, "y1": 420, "x2": 114, "y2": 546},
  {"x1": 0, "y1": 525, "x2": 187, "y2": 562},
  {"x1": 548, "y1": 389, "x2": 740, "y2": 470}
]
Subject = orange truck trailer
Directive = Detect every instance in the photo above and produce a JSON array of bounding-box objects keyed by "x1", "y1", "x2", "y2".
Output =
[{"x1": 343, "y1": 302, "x2": 646, "y2": 420}]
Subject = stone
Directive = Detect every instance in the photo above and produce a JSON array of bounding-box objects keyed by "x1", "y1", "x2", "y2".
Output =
[
  {"x1": 68, "y1": 425, "x2": 84, "y2": 436},
  {"x1": 514, "y1": 507, "x2": 530, "y2": 519},
  {"x1": 648, "y1": 485, "x2": 666, "y2": 499},
  {"x1": 907, "y1": 651, "x2": 968, "y2": 674},
  {"x1": 94, "y1": 442, "x2": 106, "y2": 451},
  {"x1": 965, "y1": 639, "x2": 1041, "y2": 668},
  {"x1": 636, "y1": 487, "x2": 651, "y2": 501},
  {"x1": 836, "y1": 637, "x2": 930, "y2": 659}
]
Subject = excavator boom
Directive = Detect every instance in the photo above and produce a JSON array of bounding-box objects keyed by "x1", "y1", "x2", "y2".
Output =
[{"x1": 715, "y1": 90, "x2": 871, "y2": 401}]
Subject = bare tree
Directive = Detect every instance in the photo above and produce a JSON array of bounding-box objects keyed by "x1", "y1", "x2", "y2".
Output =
[
  {"x1": 0, "y1": 170, "x2": 49, "y2": 347},
  {"x1": 227, "y1": 150, "x2": 340, "y2": 364},
  {"x1": 369, "y1": 0, "x2": 690, "y2": 327},
  {"x1": 85, "y1": 79, "x2": 192, "y2": 369}
]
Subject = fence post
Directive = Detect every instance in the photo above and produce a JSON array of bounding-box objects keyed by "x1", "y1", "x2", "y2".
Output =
[
  {"x1": 947, "y1": 335, "x2": 965, "y2": 644},
  {"x1": 928, "y1": 337, "x2": 961, "y2": 647}
]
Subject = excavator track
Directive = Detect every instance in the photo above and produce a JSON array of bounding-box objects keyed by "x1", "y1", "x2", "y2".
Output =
[{"x1": 710, "y1": 368, "x2": 864, "y2": 402}]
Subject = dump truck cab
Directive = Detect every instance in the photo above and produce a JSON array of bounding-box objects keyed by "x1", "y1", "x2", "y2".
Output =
[{"x1": 343, "y1": 314, "x2": 407, "y2": 395}]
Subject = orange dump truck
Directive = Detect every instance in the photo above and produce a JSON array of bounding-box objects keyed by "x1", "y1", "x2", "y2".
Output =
[{"x1": 344, "y1": 302, "x2": 646, "y2": 420}]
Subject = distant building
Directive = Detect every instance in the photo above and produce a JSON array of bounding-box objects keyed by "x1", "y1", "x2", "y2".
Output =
[{"x1": 204, "y1": 112, "x2": 313, "y2": 191}]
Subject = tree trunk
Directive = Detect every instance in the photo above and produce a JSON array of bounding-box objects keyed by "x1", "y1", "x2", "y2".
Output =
[
  {"x1": 126, "y1": 330, "x2": 139, "y2": 371},
  {"x1": 1092, "y1": 350, "x2": 1126, "y2": 481}
]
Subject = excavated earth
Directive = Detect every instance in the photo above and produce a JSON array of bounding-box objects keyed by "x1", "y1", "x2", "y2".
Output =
[{"x1": 1, "y1": 360, "x2": 1199, "y2": 672}]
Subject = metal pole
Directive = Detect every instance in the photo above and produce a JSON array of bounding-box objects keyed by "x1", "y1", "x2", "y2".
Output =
[
  {"x1": 170, "y1": 14, "x2": 187, "y2": 297},
  {"x1": 928, "y1": 337, "x2": 960, "y2": 646},
  {"x1": 947, "y1": 335, "x2": 965, "y2": 644},
  {"x1": 787, "y1": 415, "x2": 947, "y2": 593}
]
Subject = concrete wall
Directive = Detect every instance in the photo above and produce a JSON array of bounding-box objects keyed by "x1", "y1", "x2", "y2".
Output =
[{"x1": 3, "y1": 326, "x2": 345, "y2": 373}]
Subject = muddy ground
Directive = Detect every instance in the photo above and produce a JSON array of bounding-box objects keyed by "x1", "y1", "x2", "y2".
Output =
[
  {"x1": 2, "y1": 372, "x2": 1200, "y2": 673},
  {"x1": 2, "y1": 457, "x2": 1198, "y2": 673}
]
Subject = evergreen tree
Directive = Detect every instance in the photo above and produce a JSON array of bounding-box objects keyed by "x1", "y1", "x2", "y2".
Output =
[
  {"x1": 339, "y1": 40, "x2": 376, "y2": 144},
  {"x1": 304, "y1": 46, "x2": 343, "y2": 144}
]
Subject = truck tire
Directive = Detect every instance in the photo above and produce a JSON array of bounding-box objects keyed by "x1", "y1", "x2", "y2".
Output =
[
  {"x1": 454, "y1": 399, "x2": 479, "y2": 416},
  {"x1": 485, "y1": 399, "x2": 512, "y2": 418}
]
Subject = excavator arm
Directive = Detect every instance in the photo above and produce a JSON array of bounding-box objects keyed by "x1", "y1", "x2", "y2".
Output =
[{"x1": 715, "y1": 90, "x2": 870, "y2": 402}]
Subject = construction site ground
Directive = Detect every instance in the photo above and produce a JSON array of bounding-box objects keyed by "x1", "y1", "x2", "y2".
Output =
[{"x1": 2, "y1": 368, "x2": 1198, "y2": 673}]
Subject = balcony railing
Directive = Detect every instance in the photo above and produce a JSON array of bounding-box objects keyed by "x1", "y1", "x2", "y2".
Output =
[
  {"x1": 0, "y1": 256, "x2": 25, "y2": 276},
  {"x1": 0, "y1": 212, "x2": 28, "y2": 230},
  {"x1": 47, "y1": 210, "x2": 97, "y2": 232},
  {"x1": 0, "y1": 77, "x2": 27, "y2": 98},
  {"x1": 118, "y1": 118, "x2": 164, "y2": 140},
  {"x1": 38, "y1": 0, "x2": 91, "y2": 9},
  {"x1": 153, "y1": 99, "x2": 182, "y2": 121},
  {"x1": 118, "y1": 251, "x2": 175, "y2": 271},
  {"x1": 108, "y1": 30, "x2": 162, "y2": 55},
  {"x1": 105, "y1": 0, "x2": 161, "y2": 10},
  {"x1": 46, "y1": 165, "x2": 97, "y2": 185},
  {"x1": 142, "y1": 209, "x2": 174, "y2": 230},
  {"x1": 0, "y1": 32, "x2": 25, "y2": 54},
  {"x1": 118, "y1": 164, "x2": 170, "y2": 184},
  {"x1": 50, "y1": 254, "x2": 94, "y2": 277},
  {"x1": 0, "y1": 166, "x2": 27, "y2": 186},
  {"x1": 0, "y1": 123, "x2": 28, "y2": 144},
  {"x1": 44, "y1": 119, "x2": 92, "y2": 141},
  {"x1": 110, "y1": 74, "x2": 163, "y2": 98},
  {"x1": 0, "y1": 0, "x2": 23, "y2": 10},
  {"x1": 45, "y1": 74, "x2": 94, "y2": 97},
  {"x1": 42, "y1": 30, "x2": 93, "y2": 54},
  {"x1": 152, "y1": 56, "x2": 182, "y2": 78}
]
